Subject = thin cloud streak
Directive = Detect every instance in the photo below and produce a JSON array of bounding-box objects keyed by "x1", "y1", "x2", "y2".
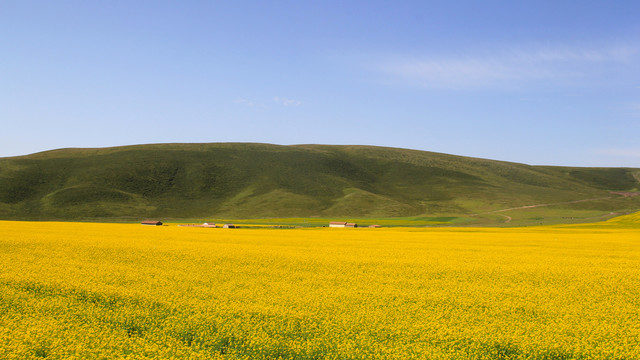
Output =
[
  {"x1": 235, "y1": 96, "x2": 303, "y2": 108},
  {"x1": 374, "y1": 45, "x2": 638, "y2": 90},
  {"x1": 234, "y1": 97, "x2": 258, "y2": 107},
  {"x1": 274, "y1": 96, "x2": 302, "y2": 106}
]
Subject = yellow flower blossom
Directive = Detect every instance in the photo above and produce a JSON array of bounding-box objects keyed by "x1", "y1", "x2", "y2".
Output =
[{"x1": 0, "y1": 221, "x2": 638, "y2": 359}]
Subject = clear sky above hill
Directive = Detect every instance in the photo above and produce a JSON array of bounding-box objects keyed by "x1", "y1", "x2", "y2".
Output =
[{"x1": 1, "y1": 1, "x2": 639, "y2": 166}]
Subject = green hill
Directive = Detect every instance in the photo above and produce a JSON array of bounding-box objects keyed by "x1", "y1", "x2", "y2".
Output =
[{"x1": 1, "y1": 143, "x2": 639, "y2": 224}]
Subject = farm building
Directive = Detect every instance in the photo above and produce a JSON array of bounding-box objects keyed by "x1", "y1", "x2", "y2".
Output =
[
  {"x1": 329, "y1": 222, "x2": 358, "y2": 228},
  {"x1": 222, "y1": 224, "x2": 236, "y2": 229},
  {"x1": 368, "y1": 224, "x2": 381, "y2": 228},
  {"x1": 141, "y1": 220, "x2": 162, "y2": 226}
]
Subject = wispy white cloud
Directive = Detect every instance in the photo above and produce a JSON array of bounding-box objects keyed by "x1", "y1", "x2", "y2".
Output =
[
  {"x1": 511, "y1": 45, "x2": 636, "y2": 63},
  {"x1": 273, "y1": 96, "x2": 302, "y2": 106},
  {"x1": 234, "y1": 97, "x2": 258, "y2": 107},
  {"x1": 374, "y1": 44, "x2": 639, "y2": 90},
  {"x1": 236, "y1": 96, "x2": 303, "y2": 108}
]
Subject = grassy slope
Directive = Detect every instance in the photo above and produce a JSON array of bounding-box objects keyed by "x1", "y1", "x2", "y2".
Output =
[
  {"x1": 0, "y1": 143, "x2": 639, "y2": 223},
  {"x1": 562, "y1": 210, "x2": 640, "y2": 229}
]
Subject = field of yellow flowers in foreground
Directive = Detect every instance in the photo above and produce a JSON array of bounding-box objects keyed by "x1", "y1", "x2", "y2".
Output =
[{"x1": 0, "y1": 221, "x2": 638, "y2": 360}]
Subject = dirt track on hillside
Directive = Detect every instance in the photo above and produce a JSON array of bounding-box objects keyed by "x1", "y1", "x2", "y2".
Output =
[
  {"x1": 471, "y1": 193, "x2": 638, "y2": 223},
  {"x1": 484, "y1": 196, "x2": 613, "y2": 215}
]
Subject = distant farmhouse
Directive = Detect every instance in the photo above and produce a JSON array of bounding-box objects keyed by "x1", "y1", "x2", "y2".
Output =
[
  {"x1": 141, "y1": 220, "x2": 163, "y2": 226},
  {"x1": 329, "y1": 221, "x2": 357, "y2": 228}
]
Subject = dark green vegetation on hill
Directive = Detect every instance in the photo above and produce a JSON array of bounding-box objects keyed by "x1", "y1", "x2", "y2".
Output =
[{"x1": 1, "y1": 143, "x2": 639, "y2": 225}]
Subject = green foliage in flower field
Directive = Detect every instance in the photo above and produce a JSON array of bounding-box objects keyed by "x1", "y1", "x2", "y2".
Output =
[{"x1": 1, "y1": 218, "x2": 639, "y2": 359}]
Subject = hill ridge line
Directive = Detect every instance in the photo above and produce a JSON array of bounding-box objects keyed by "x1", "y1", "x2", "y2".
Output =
[{"x1": 1, "y1": 143, "x2": 639, "y2": 224}]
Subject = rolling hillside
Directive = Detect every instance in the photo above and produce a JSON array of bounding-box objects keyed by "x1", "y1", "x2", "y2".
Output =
[{"x1": 1, "y1": 143, "x2": 639, "y2": 224}]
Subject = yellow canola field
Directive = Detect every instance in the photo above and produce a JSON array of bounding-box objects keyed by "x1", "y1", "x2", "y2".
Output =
[{"x1": 0, "y1": 221, "x2": 638, "y2": 359}]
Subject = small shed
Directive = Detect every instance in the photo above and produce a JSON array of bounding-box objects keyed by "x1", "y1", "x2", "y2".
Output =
[
  {"x1": 345, "y1": 223, "x2": 358, "y2": 228},
  {"x1": 222, "y1": 224, "x2": 236, "y2": 229},
  {"x1": 329, "y1": 221, "x2": 347, "y2": 228},
  {"x1": 141, "y1": 220, "x2": 162, "y2": 226},
  {"x1": 368, "y1": 224, "x2": 381, "y2": 228}
]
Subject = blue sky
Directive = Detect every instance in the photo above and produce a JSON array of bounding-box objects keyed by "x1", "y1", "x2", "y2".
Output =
[{"x1": 1, "y1": 1, "x2": 639, "y2": 166}]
